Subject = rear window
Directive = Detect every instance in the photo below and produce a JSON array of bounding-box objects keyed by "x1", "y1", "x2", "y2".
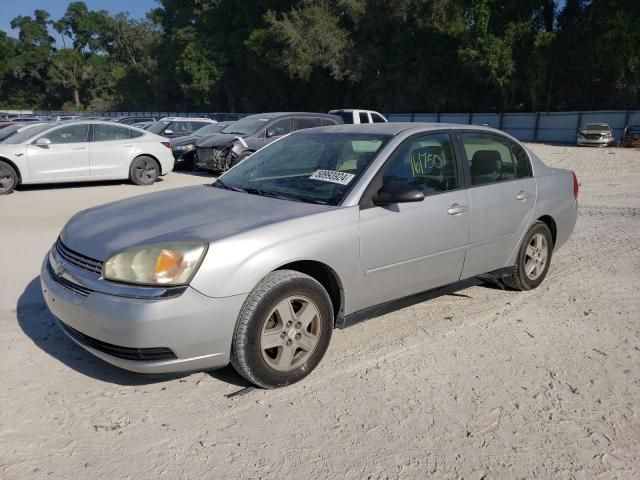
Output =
[
  {"x1": 331, "y1": 112, "x2": 353, "y2": 124},
  {"x1": 359, "y1": 112, "x2": 370, "y2": 124}
]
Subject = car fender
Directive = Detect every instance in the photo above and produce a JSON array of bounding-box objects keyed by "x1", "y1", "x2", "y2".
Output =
[{"x1": 189, "y1": 206, "x2": 361, "y2": 313}]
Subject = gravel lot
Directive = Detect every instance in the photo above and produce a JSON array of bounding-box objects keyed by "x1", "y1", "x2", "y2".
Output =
[{"x1": 1, "y1": 145, "x2": 639, "y2": 479}]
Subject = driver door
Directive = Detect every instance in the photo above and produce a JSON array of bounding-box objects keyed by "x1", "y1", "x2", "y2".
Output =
[
  {"x1": 355, "y1": 132, "x2": 471, "y2": 312},
  {"x1": 26, "y1": 124, "x2": 90, "y2": 179}
]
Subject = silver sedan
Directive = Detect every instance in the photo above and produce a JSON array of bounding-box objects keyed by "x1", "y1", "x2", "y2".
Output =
[{"x1": 41, "y1": 123, "x2": 578, "y2": 388}]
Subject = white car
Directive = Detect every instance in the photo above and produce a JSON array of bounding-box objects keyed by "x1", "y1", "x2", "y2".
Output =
[
  {"x1": 0, "y1": 121, "x2": 174, "y2": 195},
  {"x1": 328, "y1": 109, "x2": 388, "y2": 124}
]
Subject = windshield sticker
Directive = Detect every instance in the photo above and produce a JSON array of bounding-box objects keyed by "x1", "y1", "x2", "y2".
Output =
[{"x1": 309, "y1": 169, "x2": 356, "y2": 185}]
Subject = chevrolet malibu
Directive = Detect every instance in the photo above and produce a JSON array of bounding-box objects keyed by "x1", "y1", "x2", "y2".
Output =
[
  {"x1": 41, "y1": 123, "x2": 578, "y2": 388},
  {"x1": 0, "y1": 121, "x2": 174, "y2": 195}
]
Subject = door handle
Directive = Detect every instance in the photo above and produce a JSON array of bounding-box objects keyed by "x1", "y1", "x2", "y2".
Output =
[
  {"x1": 447, "y1": 203, "x2": 469, "y2": 215},
  {"x1": 516, "y1": 191, "x2": 530, "y2": 201},
  {"x1": 73, "y1": 147, "x2": 86, "y2": 151},
  {"x1": 121, "y1": 144, "x2": 133, "y2": 147}
]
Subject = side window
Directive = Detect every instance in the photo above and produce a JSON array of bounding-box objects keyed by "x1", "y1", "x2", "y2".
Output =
[
  {"x1": 129, "y1": 128, "x2": 144, "y2": 139},
  {"x1": 510, "y1": 141, "x2": 532, "y2": 178},
  {"x1": 41, "y1": 124, "x2": 89, "y2": 144},
  {"x1": 382, "y1": 133, "x2": 458, "y2": 195},
  {"x1": 372, "y1": 113, "x2": 386, "y2": 123},
  {"x1": 461, "y1": 133, "x2": 516, "y2": 186},
  {"x1": 94, "y1": 124, "x2": 131, "y2": 142},
  {"x1": 190, "y1": 121, "x2": 209, "y2": 131},
  {"x1": 171, "y1": 122, "x2": 189, "y2": 133},
  {"x1": 267, "y1": 119, "x2": 291, "y2": 137},
  {"x1": 319, "y1": 118, "x2": 339, "y2": 126},
  {"x1": 294, "y1": 117, "x2": 318, "y2": 130},
  {"x1": 358, "y1": 112, "x2": 370, "y2": 124}
]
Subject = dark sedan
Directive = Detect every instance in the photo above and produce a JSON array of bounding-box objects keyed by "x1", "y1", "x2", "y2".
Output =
[{"x1": 171, "y1": 122, "x2": 235, "y2": 170}]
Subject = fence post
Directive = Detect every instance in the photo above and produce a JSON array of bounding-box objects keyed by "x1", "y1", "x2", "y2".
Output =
[
  {"x1": 624, "y1": 110, "x2": 630, "y2": 128},
  {"x1": 498, "y1": 113, "x2": 503, "y2": 130},
  {"x1": 410, "y1": 113, "x2": 415, "y2": 122},
  {"x1": 468, "y1": 112, "x2": 473, "y2": 124},
  {"x1": 576, "y1": 111, "x2": 583, "y2": 136},
  {"x1": 533, "y1": 112, "x2": 540, "y2": 141},
  {"x1": 436, "y1": 112, "x2": 440, "y2": 123}
]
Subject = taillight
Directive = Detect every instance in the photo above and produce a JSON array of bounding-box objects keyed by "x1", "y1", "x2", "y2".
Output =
[
  {"x1": 572, "y1": 171, "x2": 579, "y2": 199},
  {"x1": 161, "y1": 141, "x2": 171, "y2": 148}
]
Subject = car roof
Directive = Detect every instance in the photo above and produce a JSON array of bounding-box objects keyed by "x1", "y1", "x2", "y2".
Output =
[
  {"x1": 243, "y1": 112, "x2": 341, "y2": 120},
  {"x1": 159, "y1": 116, "x2": 214, "y2": 121},
  {"x1": 296, "y1": 122, "x2": 511, "y2": 136}
]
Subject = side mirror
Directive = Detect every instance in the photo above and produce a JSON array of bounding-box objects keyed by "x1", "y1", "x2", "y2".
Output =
[
  {"x1": 373, "y1": 181, "x2": 425, "y2": 206},
  {"x1": 164, "y1": 129, "x2": 174, "y2": 136},
  {"x1": 265, "y1": 128, "x2": 277, "y2": 138},
  {"x1": 35, "y1": 137, "x2": 51, "y2": 146}
]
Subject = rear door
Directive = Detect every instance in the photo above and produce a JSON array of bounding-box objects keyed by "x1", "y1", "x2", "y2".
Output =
[
  {"x1": 459, "y1": 132, "x2": 537, "y2": 278},
  {"x1": 26, "y1": 124, "x2": 90, "y2": 179},
  {"x1": 90, "y1": 123, "x2": 139, "y2": 177},
  {"x1": 356, "y1": 132, "x2": 471, "y2": 311}
]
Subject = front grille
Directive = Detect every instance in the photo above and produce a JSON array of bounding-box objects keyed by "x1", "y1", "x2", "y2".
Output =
[
  {"x1": 55, "y1": 238, "x2": 103, "y2": 275},
  {"x1": 48, "y1": 262, "x2": 94, "y2": 297},
  {"x1": 60, "y1": 322, "x2": 177, "y2": 361},
  {"x1": 583, "y1": 133, "x2": 602, "y2": 140}
]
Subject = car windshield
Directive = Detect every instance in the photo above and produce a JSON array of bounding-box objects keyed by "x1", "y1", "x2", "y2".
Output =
[
  {"x1": 583, "y1": 124, "x2": 609, "y2": 131},
  {"x1": 147, "y1": 121, "x2": 171, "y2": 134},
  {"x1": 221, "y1": 116, "x2": 270, "y2": 136},
  {"x1": 1, "y1": 123, "x2": 53, "y2": 144},
  {"x1": 214, "y1": 132, "x2": 391, "y2": 205},
  {"x1": 193, "y1": 123, "x2": 227, "y2": 137}
]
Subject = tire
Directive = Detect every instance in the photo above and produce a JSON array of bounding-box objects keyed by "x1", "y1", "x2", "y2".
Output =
[
  {"x1": 0, "y1": 161, "x2": 18, "y2": 195},
  {"x1": 231, "y1": 270, "x2": 333, "y2": 388},
  {"x1": 502, "y1": 221, "x2": 553, "y2": 291},
  {"x1": 228, "y1": 151, "x2": 253, "y2": 169},
  {"x1": 129, "y1": 156, "x2": 160, "y2": 186}
]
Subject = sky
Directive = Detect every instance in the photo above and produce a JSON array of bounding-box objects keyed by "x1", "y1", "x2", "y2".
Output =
[{"x1": 0, "y1": 0, "x2": 158, "y2": 38}]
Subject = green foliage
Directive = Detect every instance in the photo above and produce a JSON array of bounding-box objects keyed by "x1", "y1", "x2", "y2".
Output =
[{"x1": 0, "y1": 0, "x2": 638, "y2": 112}]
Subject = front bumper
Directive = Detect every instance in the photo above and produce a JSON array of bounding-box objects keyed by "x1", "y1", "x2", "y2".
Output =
[
  {"x1": 577, "y1": 137, "x2": 614, "y2": 146},
  {"x1": 40, "y1": 253, "x2": 247, "y2": 374},
  {"x1": 195, "y1": 147, "x2": 228, "y2": 171}
]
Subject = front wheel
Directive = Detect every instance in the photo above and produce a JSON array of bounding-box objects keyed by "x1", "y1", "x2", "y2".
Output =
[
  {"x1": 503, "y1": 221, "x2": 553, "y2": 291},
  {"x1": 231, "y1": 270, "x2": 333, "y2": 388},
  {"x1": 129, "y1": 156, "x2": 159, "y2": 185},
  {"x1": 0, "y1": 161, "x2": 18, "y2": 195}
]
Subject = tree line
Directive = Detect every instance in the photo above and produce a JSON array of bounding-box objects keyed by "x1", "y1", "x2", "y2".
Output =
[{"x1": 0, "y1": 0, "x2": 638, "y2": 113}]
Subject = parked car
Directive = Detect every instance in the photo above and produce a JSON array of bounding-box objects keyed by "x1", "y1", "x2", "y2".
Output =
[
  {"x1": 576, "y1": 123, "x2": 615, "y2": 147},
  {"x1": 131, "y1": 121, "x2": 155, "y2": 130},
  {"x1": 0, "y1": 121, "x2": 14, "y2": 129},
  {"x1": 0, "y1": 121, "x2": 174, "y2": 195},
  {"x1": 41, "y1": 123, "x2": 578, "y2": 388},
  {"x1": 329, "y1": 109, "x2": 388, "y2": 124},
  {"x1": 195, "y1": 112, "x2": 342, "y2": 172},
  {"x1": 618, "y1": 125, "x2": 640, "y2": 148},
  {"x1": 146, "y1": 117, "x2": 216, "y2": 139},
  {"x1": 171, "y1": 121, "x2": 235, "y2": 170},
  {"x1": 10, "y1": 115, "x2": 50, "y2": 123}
]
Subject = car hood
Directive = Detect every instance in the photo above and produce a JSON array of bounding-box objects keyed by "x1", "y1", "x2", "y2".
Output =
[
  {"x1": 196, "y1": 133, "x2": 244, "y2": 148},
  {"x1": 60, "y1": 185, "x2": 332, "y2": 261},
  {"x1": 170, "y1": 135, "x2": 199, "y2": 147}
]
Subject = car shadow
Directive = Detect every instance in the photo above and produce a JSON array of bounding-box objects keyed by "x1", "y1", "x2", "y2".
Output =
[
  {"x1": 15, "y1": 178, "x2": 164, "y2": 192},
  {"x1": 16, "y1": 277, "x2": 248, "y2": 387}
]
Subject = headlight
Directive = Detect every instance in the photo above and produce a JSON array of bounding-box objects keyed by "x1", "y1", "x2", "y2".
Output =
[
  {"x1": 103, "y1": 242, "x2": 207, "y2": 286},
  {"x1": 173, "y1": 144, "x2": 195, "y2": 151}
]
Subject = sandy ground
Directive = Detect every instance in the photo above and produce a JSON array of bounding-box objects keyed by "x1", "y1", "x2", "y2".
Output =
[{"x1": 1, "y1": 145, "x2": 639, "y2": 479}]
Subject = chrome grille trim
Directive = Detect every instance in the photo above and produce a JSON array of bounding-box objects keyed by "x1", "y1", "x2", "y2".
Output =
[{"x1": 55, "y1": 238, "x2": 103, "y2": 275}]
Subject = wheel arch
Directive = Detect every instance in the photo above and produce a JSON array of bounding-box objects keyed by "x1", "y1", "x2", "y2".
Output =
[
  {"x1": 275, "y1": 260, "x2": 344, "y2": 325},
  {"x1": 0, "y1": 156, "x2": 22, "y2": 183},
  {"x1": 536, "y1": 214, "x2": 557, "y2": 247},
  {"x1": 133, "y1": 153, "x2": 163, "y2": 174}
]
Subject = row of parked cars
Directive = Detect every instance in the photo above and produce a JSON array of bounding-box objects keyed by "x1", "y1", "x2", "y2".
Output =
[
  {"x1": 0, "y1": 109, "x2": 386, "y2": 195},
  {"x1": 576, "y1": 122, "x2": 640, "y2": 147}
]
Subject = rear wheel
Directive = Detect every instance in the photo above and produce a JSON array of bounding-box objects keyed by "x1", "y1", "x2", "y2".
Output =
[
  {"x1": 129, "y1": 156, "x2": 159, "y2": 185},
  {"x1": 503, "y1": 221, "x2": 553, "y2": 291},
  {"x1": 0, "y1": 161, "x2": 18, "y2": 195},
  {"x1": 231, "y1": 270, "x2": 333, "y2": 388}
]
